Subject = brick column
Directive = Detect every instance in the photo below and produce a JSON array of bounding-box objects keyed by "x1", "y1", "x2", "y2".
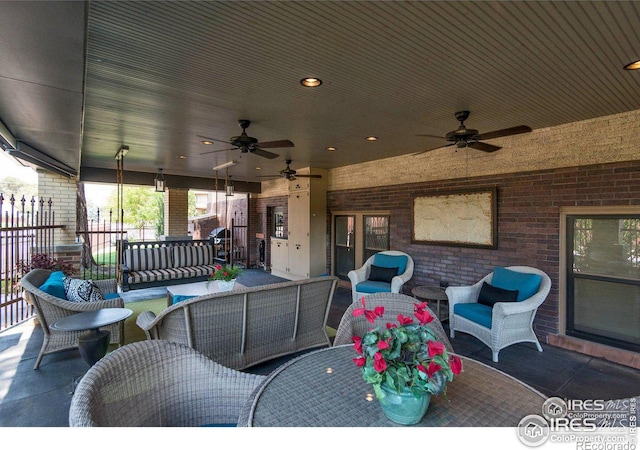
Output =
[
  {"x1": 164, "y1": 187, "x2": 189, "y2": 237},
  {"x1": 36, "y1": 169, "x2": 76, "y2": 245}
]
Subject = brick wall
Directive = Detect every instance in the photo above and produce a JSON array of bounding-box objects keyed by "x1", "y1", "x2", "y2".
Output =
[
  {"x1": 327, "y1": 160, "x2": 640, "y2": 340},
  {"x1": 36, "y1": 169, "x2": 76, "y2": 245},
  {"x1": 164, "y1": 188, "x2": 189, "y2": 236}
]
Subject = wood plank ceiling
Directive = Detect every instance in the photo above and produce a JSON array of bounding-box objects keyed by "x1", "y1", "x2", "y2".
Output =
[{"x1": 1, "y1": 1, "x2": 639, "y2": 184}]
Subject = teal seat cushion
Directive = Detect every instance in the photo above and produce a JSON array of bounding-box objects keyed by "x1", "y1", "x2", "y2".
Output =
[
  {"x1": 454, "y1": 303, "x2": 493, "y2": 329},
  {"x1": 373, "y1": 253, "x2": 408, "y2": 275},
  {"x1": 355, "y1": 280, "x2": 392, "y2": 294},
  {"x1": 103, "y1": 292, "x2": 121, "y2": 300},
  {"x1": 491, "y1": 267, "x2": 542, "y2": 301},
  {"x1": 39, "y1": 271, "x2": 66, "y2": 299},
  {"x1": 172, "y1": 294, "x2": 195, "y2": 305}
]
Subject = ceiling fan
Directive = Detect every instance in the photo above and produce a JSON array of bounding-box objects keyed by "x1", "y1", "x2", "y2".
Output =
[
  {"x1": 414, "y1": 111, "x2": 532, "y2": 155},
  {"x1": 199, "y1": 119, "x2": 294, "y2": 159},
  {"x1": 258, "y1": 159, "x2": 322, "y2": 180}
]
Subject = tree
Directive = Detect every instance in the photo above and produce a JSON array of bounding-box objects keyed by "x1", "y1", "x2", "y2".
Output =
[
  {"x1": 0, "y1": 176, "x2": 37, "y2": 198},
  {"x1": 105, "y1": 186, "x2": 164, "y2": 236}
]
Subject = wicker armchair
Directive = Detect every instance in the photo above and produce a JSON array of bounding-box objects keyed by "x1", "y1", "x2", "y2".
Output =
[
  {"x1": 333, "y1": 292, "x2": 454, "y2": 353},
  {"x1": 347, "y1": 250, "x2": 414, "y2": 303},
  {"x1": 69, "y1": 340, "x2": 266, "y2": 427},
  {"x1": 446, "y1": 266, "x2": 551, "y2": 362},
  {"x1": 20, "y1": 268, "x2": 125, "y2": 369}
]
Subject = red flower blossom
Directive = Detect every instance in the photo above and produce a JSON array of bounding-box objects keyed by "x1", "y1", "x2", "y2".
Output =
[
  {"x1": 427, "y1": 361, "x2": 442, "y2": 378},
  {"x1": 353, "y1": 357, "x2": 366, "y2": 367},
  {"x1": 353, "y1": 297, "x2": 385, "y2": 324},
  {"x1": 215, "y1": 264, "x2": 222, "y2": 270},
  {"x1": 397, "y1": 314, "x2": 413, "y2": 325},
  {"x1": 373, "y1": 352, "x2": 387, "y2": 373},
  {"x1": 427, "y1": 340, "x2": 445, "y2": 358},
  {"x1": 353, "y1": 335, "x2": 363, "y2": 354},
  {"x1": 412, "y1": 302, "x2": 434, "y2": 324},
  {"x1": 450, "y1": 355, "x2": 463, "y2": 375},
  {"x1": 386, "y1": 322, "x2": 397, "y2": 329},
  {"x1": 377, "y1": 338, "x2": 391, "y2": 350},
  {"x1": 417, "y1": 364, "x2": 428, "y2": 374}
]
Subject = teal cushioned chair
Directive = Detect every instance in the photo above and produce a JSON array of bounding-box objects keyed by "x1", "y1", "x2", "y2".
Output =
[
  {"x1": 347, "y1": 250, "x2": 414, "y2": 303},
  {"x1": 446, "y1": 266, "x2": 551, "y2": 362}
]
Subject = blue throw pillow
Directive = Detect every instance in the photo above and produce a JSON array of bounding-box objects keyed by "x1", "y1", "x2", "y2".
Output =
[
  {"x1": 373, "y1": 253, "x2": 408, "y2": 275},
  {"x1": 39, "y1": 271, "x2": 67, "y2": 299},
  {"x1": 491, "y1": 267, "x2": 542, "y2": 301}
]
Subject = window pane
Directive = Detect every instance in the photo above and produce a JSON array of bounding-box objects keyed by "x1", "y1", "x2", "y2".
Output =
[
  {"x1": 573, "y1": 278, "x2": 640, "y2": 345},
  {"x1": 572, "y1": 218, "x2": 640, "y2": 280}
]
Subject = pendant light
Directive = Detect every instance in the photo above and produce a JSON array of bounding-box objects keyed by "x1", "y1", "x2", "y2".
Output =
[
  {"x1": 154, "y1": 168, "x2": 166, "y2": 192},
  {"x1": 225, "y1": 167, "x2": 234, "y2": 196}
]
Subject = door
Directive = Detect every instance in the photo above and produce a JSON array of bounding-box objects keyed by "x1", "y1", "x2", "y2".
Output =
[
  {"x1": 334, "y1": 215, "x2": 355, "y2": 280},
  {"x1": 363, "y1": 215, "x2": 390, "y2": 261}
]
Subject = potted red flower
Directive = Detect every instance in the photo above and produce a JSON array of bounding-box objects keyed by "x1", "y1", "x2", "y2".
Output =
[{"x1": 351, "y1": 297, "x2": 463, "y2": 425}]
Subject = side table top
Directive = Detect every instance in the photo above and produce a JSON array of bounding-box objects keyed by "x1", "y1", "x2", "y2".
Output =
[
  {"x1": 411, "y1": 285, "x2": 448, "y2": 300},
  {"x1": 50, "y1": 308, "x2": 132, "y2": 332}
]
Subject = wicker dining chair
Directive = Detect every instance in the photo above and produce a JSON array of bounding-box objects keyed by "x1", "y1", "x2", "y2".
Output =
[
  {"x1": 69, "y1": 340, "x2": 266, "y2": 427},
  {"x1": 20, "y1": 268, "x2": 125, "y2": 369},
  {"x1": 333, "y1": 292, "x2": 454, "y2": 352}
]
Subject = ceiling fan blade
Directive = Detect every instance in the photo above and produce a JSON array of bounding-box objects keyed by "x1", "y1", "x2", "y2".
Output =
[
  {"x1": 200, "y1": 147, "x2": 238, "y2": 155},
  {"x1": 294, "y1": 174, "x2": 322, "y2": 178},
  {"x1": 251, "y1": 147, "x2": 280, "y2": 159},
  {"x1": 255, "y1": 139, "x2": 294, "y2": 149},
  {"x1": 468, "y1": 141, "x2": 501, "y2": 152},
  {"x1": 412, "y1": 142, "x2": 455, "y2": 156},
  {"x1": 415, "y1": 134, "x2": 446, "y2": 139},
  {"x1": 196, "y1": 135, "x2": 232, "y2": 144},
  {"x1": 477, "y1": 125, "x2": 532, "y2": 140}
]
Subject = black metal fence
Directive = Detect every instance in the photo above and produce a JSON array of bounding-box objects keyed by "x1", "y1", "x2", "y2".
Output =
[{"x1": 0, "y1": 195, "x2": 62, "y2": 331}]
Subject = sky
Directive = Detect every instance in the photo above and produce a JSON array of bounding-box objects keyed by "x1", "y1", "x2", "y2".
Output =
[{"x1": 0, "y1": 150, "x2": 115, "y2": 207}]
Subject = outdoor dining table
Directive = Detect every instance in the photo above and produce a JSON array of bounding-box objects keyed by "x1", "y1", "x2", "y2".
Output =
[{"x1": 238, "y1": 344, "x2": 547, "y2": 427}]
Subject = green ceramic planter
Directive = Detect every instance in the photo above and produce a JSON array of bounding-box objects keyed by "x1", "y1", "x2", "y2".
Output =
[{"x1": 379, "y1": 384, "x2": 431, "y2": 425}]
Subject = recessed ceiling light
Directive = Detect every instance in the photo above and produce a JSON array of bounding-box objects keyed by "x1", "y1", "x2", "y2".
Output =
[
  {"x1": 326, "y1": 146, "x2": 336, "y2": 151},
  {"x1": 255, "y1": 167, "x2": 261, "y2": 170},
  {"x1": 201, "y1": 140, "x2": 213, "y2": 145},
  {"x1": 177, "y1": 155, "x2": 187, "y2": 159},
  {"x1": 365, "y1": 136, "x2": 378, "y2": 141},
  {"x1": 624, "y1": 60, "x2": 640, "y2": 70},
  {"x1": 300, "y1": 77, "x2": 322, "y2": 87}
]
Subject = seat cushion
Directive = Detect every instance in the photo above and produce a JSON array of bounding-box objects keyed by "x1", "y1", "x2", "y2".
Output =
[
  {"x1": 373, "y1": 253, "x2": 408, "y2": 274},
  {"x1": 454, "y1": 303, "x2": 493, "y2": 329},
  {"x1": 368, "y1": 264, "x2": 398, "y2": 283},
  {"x1": 39, "y1": 271, "x2": 66, "y2": 299},
  {"x1": 355, "y1": 280, "x2": 392, "y2": 294},
  {"x1": 491, "y1": 267, "x2": 543, "y2": 301},
  {"x1": 477, "y1": 281, "x2": 519, "y2": 308}
]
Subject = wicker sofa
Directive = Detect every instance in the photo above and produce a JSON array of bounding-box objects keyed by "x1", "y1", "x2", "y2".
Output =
[
  {"x1": 120, "y1": 239, "x2": 222, "y2": 291},
  {"x1": 136, "y1": 276, "x2": 339, "y2": 370}
]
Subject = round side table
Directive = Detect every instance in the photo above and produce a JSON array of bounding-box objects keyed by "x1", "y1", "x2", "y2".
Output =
[
  {"x1": 411, "y1": 286, "x2": 449, "y2": 322},
  {"x1": 51, "y1": 308, "x2": 132, "y2": 366}
]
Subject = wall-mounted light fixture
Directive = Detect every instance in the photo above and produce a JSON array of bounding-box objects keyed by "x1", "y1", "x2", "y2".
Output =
[
  {"x1": 154, "y1": 168, "x2": 166, "y2": 192},
  {"x1": 225, "y1": 167, "x2": 234, "y2": 196}
]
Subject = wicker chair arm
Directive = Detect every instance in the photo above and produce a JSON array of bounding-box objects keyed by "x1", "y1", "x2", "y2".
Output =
[
  {"x1": 347, "y1": 265, "x2": 368, "y2": 285},
  {"x1": 93, "y1": 278, "x2": 118, "y2": 294},
  {"x1": 135, "y1": 311, "x2": 157, "y2": 331},
  {"x1": 445, "y1": 283, "x2": 483, "y2": 306}
]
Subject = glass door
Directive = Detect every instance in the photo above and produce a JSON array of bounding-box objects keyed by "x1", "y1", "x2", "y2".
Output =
[
  {"x1": 567, "y1": 215, "x2": 640, "y2": 352},
  {"x1": 334, "y1": 215, "x2": 355, "y2": 280},
  {"x1": 363, "y1": 215, "x2": 390, "y2": 261}
]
